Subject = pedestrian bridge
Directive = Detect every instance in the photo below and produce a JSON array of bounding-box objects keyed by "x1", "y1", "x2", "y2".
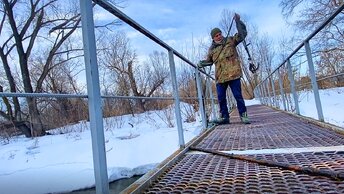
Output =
[{"x1": 122, "y1": 104, "x2": 344, "y2": 193}]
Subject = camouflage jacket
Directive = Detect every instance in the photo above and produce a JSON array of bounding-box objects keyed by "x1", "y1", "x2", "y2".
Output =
[{"x1": 206, "y1": 19, "x2": 247, "y2": 83}]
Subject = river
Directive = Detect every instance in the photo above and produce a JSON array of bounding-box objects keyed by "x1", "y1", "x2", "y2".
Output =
[{"x1": 70, "y1": 175, "x2": 141, "y2": 194}]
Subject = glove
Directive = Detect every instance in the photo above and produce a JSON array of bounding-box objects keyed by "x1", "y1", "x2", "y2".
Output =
[
  {"x1": 249, "y1": 62, "x2": 258, "y2": 74},
  {"x1": 198, "y1": 60, "x2": 213, "y2": 68},
  {"x1": 234, "y1": 13, "x2": 240, "y2": 22}
]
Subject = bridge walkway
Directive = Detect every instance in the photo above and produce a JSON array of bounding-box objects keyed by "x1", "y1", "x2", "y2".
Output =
[{"x1": 123, "y1": 104, "x2": 344, "y2": 193}]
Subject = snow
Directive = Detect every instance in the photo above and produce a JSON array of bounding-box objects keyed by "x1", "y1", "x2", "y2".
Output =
[
  {"x1": 0, "y1": 88, "x2": 343, "y2": 194},
  {"x1": 298, "y1": 87, "x2": 344, "y2": 127}
]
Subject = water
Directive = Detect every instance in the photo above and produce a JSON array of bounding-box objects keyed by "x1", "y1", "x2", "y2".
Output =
[{"x1": 70, "y1": 175, "x2": 141, "y2": 194}]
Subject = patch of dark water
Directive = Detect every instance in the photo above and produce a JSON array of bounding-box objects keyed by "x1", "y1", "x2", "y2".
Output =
[{"x1": 70, "y1": 175, "x2": 141, "y2": 194}]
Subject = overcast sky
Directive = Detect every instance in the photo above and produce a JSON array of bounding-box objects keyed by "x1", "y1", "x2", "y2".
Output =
[{"x1": 94, "y1": 0, "x2": 295, "y2": 61}]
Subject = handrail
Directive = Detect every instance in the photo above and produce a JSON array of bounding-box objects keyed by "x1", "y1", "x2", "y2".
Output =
[
  {"x1": 254, "y1": 3, "x2": 344, "y2": 124},
  {"x1": 0, "y1": 92, "x2": 203, "y2": 100},
  {"x1": 258, "y1": 3, "x2": 344, "y2": 86}
]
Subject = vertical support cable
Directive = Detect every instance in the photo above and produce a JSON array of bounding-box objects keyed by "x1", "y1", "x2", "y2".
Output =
[
  {"x1": 168, "y1": 50, "x2": 185, "y2": 147},
  {"x1": 206, "y1": 78, "x2": 217, "y2": 120},
  {"x1": 270, "y1": 76, "x2": 277, "y2": 107},
  {"x1": 254, "y1": 87, "x2": 259, "y2": 103},
  {"x1": 264, "y1": 83, "x2": 269, "y2": 105},
  {"x1": 260, "y1": 85, "x2": 265, "y2": 104},
  {"x1": 258, "y1": 86, "x2": 263, "y2": 103},
  {"x1": 264, "y1": 79, "x2": 271, "y2": 106},
  {"x1": 287, "y1": 60, "x2": 300, "y2": 114},
  {"x1": 255, "y1": 87, "x2": 261, "y2": 103},
  {"x1": 253, "y1": 88, "x2": 257, "y2": 101},
  {"x1": 260, "y1": 84, "x2": 266, "y2": 105},
  {"x1": 277, "y1": 68, "x2": 287, "y2": 111},
  {"x1": 266, "y1": 80, "x2": 272, "y2": 106},
  {"x1": 79, "y1": 1, "x2": 109, "y2": 193},
  {"x1": 195, "y1": 67, "x2": 207, "y2": 129},
  {"x1": 265, "y1": 82, "x2": 269, "y2": 105},
  {"x1": 263, "y1": 81, "x2": 267, "y2": 105},
  {"x1": 304, "y1": 41, "x2": 324, "y2": 121}
]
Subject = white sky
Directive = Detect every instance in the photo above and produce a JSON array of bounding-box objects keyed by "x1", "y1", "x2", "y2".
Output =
[{"x1": 0, "y1": 87, "x2": 343, "y2": 194}]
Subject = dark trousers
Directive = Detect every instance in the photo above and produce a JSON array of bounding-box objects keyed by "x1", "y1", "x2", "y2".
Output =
[{"x1": 216, "y1": 78, "x2": 247, "y2": 118}]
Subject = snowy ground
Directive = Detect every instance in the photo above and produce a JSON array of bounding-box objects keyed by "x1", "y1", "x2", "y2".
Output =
[{"x1": 0, "y1": 87, "x2": 343, "y2": 194}]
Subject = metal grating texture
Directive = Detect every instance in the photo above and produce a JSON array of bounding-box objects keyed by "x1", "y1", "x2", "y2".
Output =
[
  {"x1": 133, "y1": 105, "x2": 344, "y2": 194},
  {"x1": 144, "y1": 152, "x2": 344, "y2": 193},
  {"x1": 195, "y1": 105, "x2": 344, "y2": 151}
]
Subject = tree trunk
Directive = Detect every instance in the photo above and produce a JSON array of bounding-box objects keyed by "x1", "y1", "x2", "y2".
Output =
[{"x1": 27, "y1": 97, "x2": 45, "y2": 136}]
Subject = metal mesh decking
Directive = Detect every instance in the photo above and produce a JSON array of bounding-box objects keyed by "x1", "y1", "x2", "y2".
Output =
[{"x1": 128, "y1": 105, "x2": 344, "y2": 193}]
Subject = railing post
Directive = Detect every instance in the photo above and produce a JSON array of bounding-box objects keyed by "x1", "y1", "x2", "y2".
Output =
[
  {"x1": 266, "y1": 80, "x2": 272, "y2": 106},
  {"x1": 195, "y1": 67, "x2": 208, "y2": 129},
  {"x1": 168, "y1": 50, "x2": 185, "y2": 147},
  {"x1": 260, "y1": 84, "x2": 265, "y2": 104},
  {"x1": 256, "y1": 86, "x2": 262, "y2": 103},
  {"x1": 206, "y1": 78, "x2": 217, "y2": 121},
  {"x1": 260, "y1": 84, "x2": 266, "y2": 105},
  {"x1": 253, "y1": 87, "x2": 258, "y2": 100},
  {"x1": 264, "y1": 81, "x2": 269, "y2": 105},
  {"x1": 255, "y1": 86, "x2": 259, "y2": 103},
  {"x1": 287, "y1": 60, "x2": 300, "y2": 114},
  {"x1": 270, "y1": 76, "x2": 277, "y2": 107},
  {"x1": 277, "y1": 68, "x2": 287, "y2": 111},
  {"x1": 79, "y1": 1, "x2": 109, "y2": 193},
  {"x1": 304, "y1": 41, "x2": 324, "y2": 121}
]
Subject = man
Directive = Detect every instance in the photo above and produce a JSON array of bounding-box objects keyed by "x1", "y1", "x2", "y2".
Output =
[{"x1": 198, "y1": 13, "x2": 250, "y2": 124}]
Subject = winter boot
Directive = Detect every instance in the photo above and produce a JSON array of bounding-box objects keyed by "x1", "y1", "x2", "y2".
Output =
[
  {"x1": 240, "y1": 112, "x2": 250, "y2": 124},
  {"x1": 210, "y1": 117, "x2": 230, "y2": 125}
]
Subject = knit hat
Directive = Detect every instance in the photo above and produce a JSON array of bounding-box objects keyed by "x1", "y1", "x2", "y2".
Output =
[{"x1": 211, "y1": 28, "x2": 222, "y2": 39}]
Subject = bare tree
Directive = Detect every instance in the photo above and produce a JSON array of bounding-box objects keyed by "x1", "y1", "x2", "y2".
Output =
[
  {"x1": 127, "y1": 50, "x2": 170, "y2": 112},
  {"x1": 100, "y1": 32, "x2": 136, "y2": 115},
  {"x1": 317, "y1": 49, "x2": 344, "y2": 87},
  {"x1": 176, "y1": 32, "x2": 211, "y2": 114},
  {"x1": 39, "y1": 55, "x2": 88, "y2": 128},
  {"x1": 0, "y1": 0, "x2": 85, "y2": 136},
  {"x1": 280, "y1": 0, "x2": 344, "y2": 83},
  {"x1": 280, "y1": 0, "x2": 344, "y2": 48},
  {"x1": 178, "y1": 67, "x2": 198, "y2": 104},
  {"x1": 0, "y1": 0, "x2": 124, "y2": 137},
  {"x1": 101, "y1": 33, "x2": 170, "y2": 113}
]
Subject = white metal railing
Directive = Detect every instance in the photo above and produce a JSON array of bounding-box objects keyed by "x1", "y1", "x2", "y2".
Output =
[{"x1": 255, "y1": 3, "x2": 344, "y2": 123}]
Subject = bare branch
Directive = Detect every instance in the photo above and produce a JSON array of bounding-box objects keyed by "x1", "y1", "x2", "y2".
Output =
[{"x1": 35, "y1": 17, "x2": 81, "y2": 92}]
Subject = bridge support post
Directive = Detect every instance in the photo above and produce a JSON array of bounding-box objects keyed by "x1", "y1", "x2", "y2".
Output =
[
  {"x1": 79, "y1": 0, "x2": 109, "y2": 193},
  {"x1": 277, "y1": 68, "x2": 287, "y2": 111},
  {"x1": 168, "y1": 50, "x2": 185, "y2": 147},
  {"x1": 287, "y1": 60, "x2": 300, "y2": 115},
  {"x1": 195, "y1": 67, "x2": 208, "y2": 130},
  {"x1": 304, "y1": 41, "x2": 324, "y2": 122}
]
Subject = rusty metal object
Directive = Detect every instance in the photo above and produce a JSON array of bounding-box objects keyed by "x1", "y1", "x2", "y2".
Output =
[
  {"x1": 144, "y1": 153, "x2": 344, "y2": 193},
  {"x1": 190, "y1": 146, "x2": 344, "y2": 181}
]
